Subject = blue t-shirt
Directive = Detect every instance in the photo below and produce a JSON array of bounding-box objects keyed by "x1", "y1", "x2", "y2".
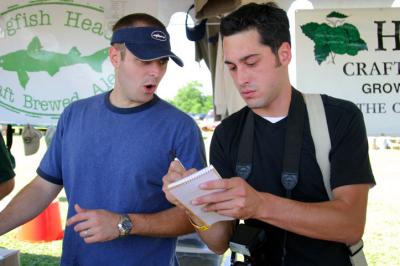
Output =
[{"x1": 38, "y1": 92, "x2": 205, "y2": 266}]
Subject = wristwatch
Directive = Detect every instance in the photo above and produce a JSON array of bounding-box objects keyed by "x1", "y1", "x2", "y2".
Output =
[{"x1": 117, "y1": 214, "x2": 133, "y2": 237}]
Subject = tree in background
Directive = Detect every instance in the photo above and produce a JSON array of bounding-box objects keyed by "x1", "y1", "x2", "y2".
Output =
[{"x1": 170, "y1": 81, "x2": 213, "y2": 114}]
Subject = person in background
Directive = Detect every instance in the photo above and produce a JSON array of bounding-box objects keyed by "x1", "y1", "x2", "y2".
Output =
[
  {"x1": 163, "y1": 2, "x2": 375, "y2": 265},
  {"x1": 0, "y1": 13, "x2": 205, "y2": 265},
  {"x1": 0, "y1": 133, "x2": 15, "y2": 200}
]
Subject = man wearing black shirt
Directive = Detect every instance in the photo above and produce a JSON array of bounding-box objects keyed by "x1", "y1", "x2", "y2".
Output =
[{"x1": 163, "y1": 2, "x2": 375, "y2": 265}]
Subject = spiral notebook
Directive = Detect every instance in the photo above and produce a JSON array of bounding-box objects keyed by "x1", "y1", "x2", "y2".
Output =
[{"x1": 168, "y1": 165, "x2": 234, "y2": 226}]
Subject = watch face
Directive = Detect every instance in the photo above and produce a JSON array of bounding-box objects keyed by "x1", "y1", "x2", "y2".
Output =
[{"x1": 119, "y1": 215, "x2": 132, "y2": 236}]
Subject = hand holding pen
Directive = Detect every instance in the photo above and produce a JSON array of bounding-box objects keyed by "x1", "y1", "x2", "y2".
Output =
[
  {"x1": 163, "y1": 152, "x2": 209, "y2": 229},
  {"x1": 163, "y1": 150, "x2": 197, "y2": 205},
  {"x1": 168, "y1": 150, "x2": 186, "y2": 172}
]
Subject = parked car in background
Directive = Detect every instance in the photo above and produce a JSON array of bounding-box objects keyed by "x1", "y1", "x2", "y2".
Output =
[
  {"x1": 200, "y1": 109, "x2": 220, "y2": 132},
  {"x1": 189, "y1": 113, "x2": 206, "y2": 121}
]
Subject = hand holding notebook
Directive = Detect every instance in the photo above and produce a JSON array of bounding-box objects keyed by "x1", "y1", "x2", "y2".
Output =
[{"x1": 167, "y1": 165, "x2": 235, "y2": 226}]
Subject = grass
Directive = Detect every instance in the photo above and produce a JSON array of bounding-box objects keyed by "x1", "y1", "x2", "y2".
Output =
[
  {"x1": 0, "y1": 198, "x2": 67, "y2": 265},
  {"x1": 362, "y1": 148, "x2": 400, "y2": 266},
  {"x1": 0, "y1": 136, "x2": 399, "y2": 265},
  {"x1": 0, "y1": 231, "x2": 62, "y2": 265}
]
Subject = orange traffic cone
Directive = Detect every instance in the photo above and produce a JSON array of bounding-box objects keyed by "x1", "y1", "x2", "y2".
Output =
[{"x1": 17, "y1": 201, "x2": 64, "y2": 242}]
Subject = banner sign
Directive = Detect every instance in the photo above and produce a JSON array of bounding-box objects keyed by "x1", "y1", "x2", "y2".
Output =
[
  {"x1": 296, "y1": 8, "x2": 400, "y2": 136},
  {"x1": 0, "y1": 0, "x2": 114, "y2": 126}
]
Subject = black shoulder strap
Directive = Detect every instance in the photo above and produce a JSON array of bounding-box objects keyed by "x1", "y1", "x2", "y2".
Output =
[
  {"x1": 235, "y1": 109, "x2": 254, "y2": 180},
  {"x1": 281, "y1": 89, "x2": 306, "y2": 196}
]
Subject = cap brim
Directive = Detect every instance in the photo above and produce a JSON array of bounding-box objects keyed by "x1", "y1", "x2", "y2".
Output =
[{"x1": 125, "y1": 43, "x2": 184, "y2": 67}]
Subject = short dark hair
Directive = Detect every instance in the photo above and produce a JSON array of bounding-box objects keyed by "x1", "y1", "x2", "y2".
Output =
[
  {"x1": 112, "y1": 13, "x2": 165, "y2": 32},
  {"x1": 220, "y1": 2, "x2": 290, "y2": 55}
]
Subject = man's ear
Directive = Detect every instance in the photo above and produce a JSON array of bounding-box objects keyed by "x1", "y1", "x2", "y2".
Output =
[
  {"x1": 109, "y1": 45, "x2": 121, "y2": 67},
  {"x1": 278, "y1": 42, "x2": 292, "y2": 66}
]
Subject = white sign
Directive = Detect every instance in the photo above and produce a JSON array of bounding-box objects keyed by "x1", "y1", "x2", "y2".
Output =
[
  {"x1": 296, "y1": 8, "x2": 400, "y2": 136},
  {"x1": 0, "y1": 0, "x2": 114, "y2": 126}
]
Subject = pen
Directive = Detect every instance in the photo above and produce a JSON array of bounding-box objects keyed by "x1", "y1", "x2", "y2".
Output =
[
  {"x1": 170, "y1": 150, "x2": 185, "y2": 170},
  {"x1": 174, "y1": 157, "x2": 186, "y2": 170}
]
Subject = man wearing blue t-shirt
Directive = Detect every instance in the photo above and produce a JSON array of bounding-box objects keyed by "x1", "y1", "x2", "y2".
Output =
[{"x1": 0, "y1": 13, "x2": 205, "y2": 265}]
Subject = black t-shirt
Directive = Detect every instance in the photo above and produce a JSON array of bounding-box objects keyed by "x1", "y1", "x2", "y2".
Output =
[
  {"x1": 210, "y1": 94, "x2": 375, "y2": 266},
  {"x1": 0, "y1": 134, "x2": 15, "y2": 183}
]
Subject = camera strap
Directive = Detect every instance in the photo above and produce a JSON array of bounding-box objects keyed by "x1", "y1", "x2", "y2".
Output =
[
  {"x1": 280, "y1": 89, "x2": 306, "y2": 266},
  {"x1": 281, "y1": 89, "x2": 305, "y2": 196},
  {"x1": 235, "y1": 110, "x2": 254, "y2": 180}
]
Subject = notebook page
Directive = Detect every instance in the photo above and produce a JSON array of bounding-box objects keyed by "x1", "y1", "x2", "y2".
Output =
[{"x1": 168, "y1": 165, "x2": 234, "y2": 226}]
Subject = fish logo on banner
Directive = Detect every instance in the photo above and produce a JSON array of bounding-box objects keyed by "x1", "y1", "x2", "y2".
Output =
[
  {"x1": 0, "y1": 37, "x2": 109, "y2": 88},
  {"x1": 0, "y1": 0, "x2": 114, "y2": 125}
]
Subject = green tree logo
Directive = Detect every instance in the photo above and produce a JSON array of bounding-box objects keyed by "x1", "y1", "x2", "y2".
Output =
[{"x1": 301, "y1": 11, "x2": 368, "y2": 65}]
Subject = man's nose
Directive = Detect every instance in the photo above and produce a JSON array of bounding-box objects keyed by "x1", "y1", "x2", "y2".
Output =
[
  {"x1": 236, "y1": 67, "x2": 250, "y2": 87},
  {"x1": 147, "y1": 61, "x2": 164, "y2": 77}
]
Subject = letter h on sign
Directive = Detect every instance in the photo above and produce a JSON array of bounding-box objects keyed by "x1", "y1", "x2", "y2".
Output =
[{"x1": 374, "y1": 21, "x2": 400, "y2": 51}]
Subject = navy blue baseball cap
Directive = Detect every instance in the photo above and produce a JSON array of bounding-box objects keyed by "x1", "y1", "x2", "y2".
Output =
[{"x1": 111, "y1": 27, "x2": 184, "y2": 67}]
